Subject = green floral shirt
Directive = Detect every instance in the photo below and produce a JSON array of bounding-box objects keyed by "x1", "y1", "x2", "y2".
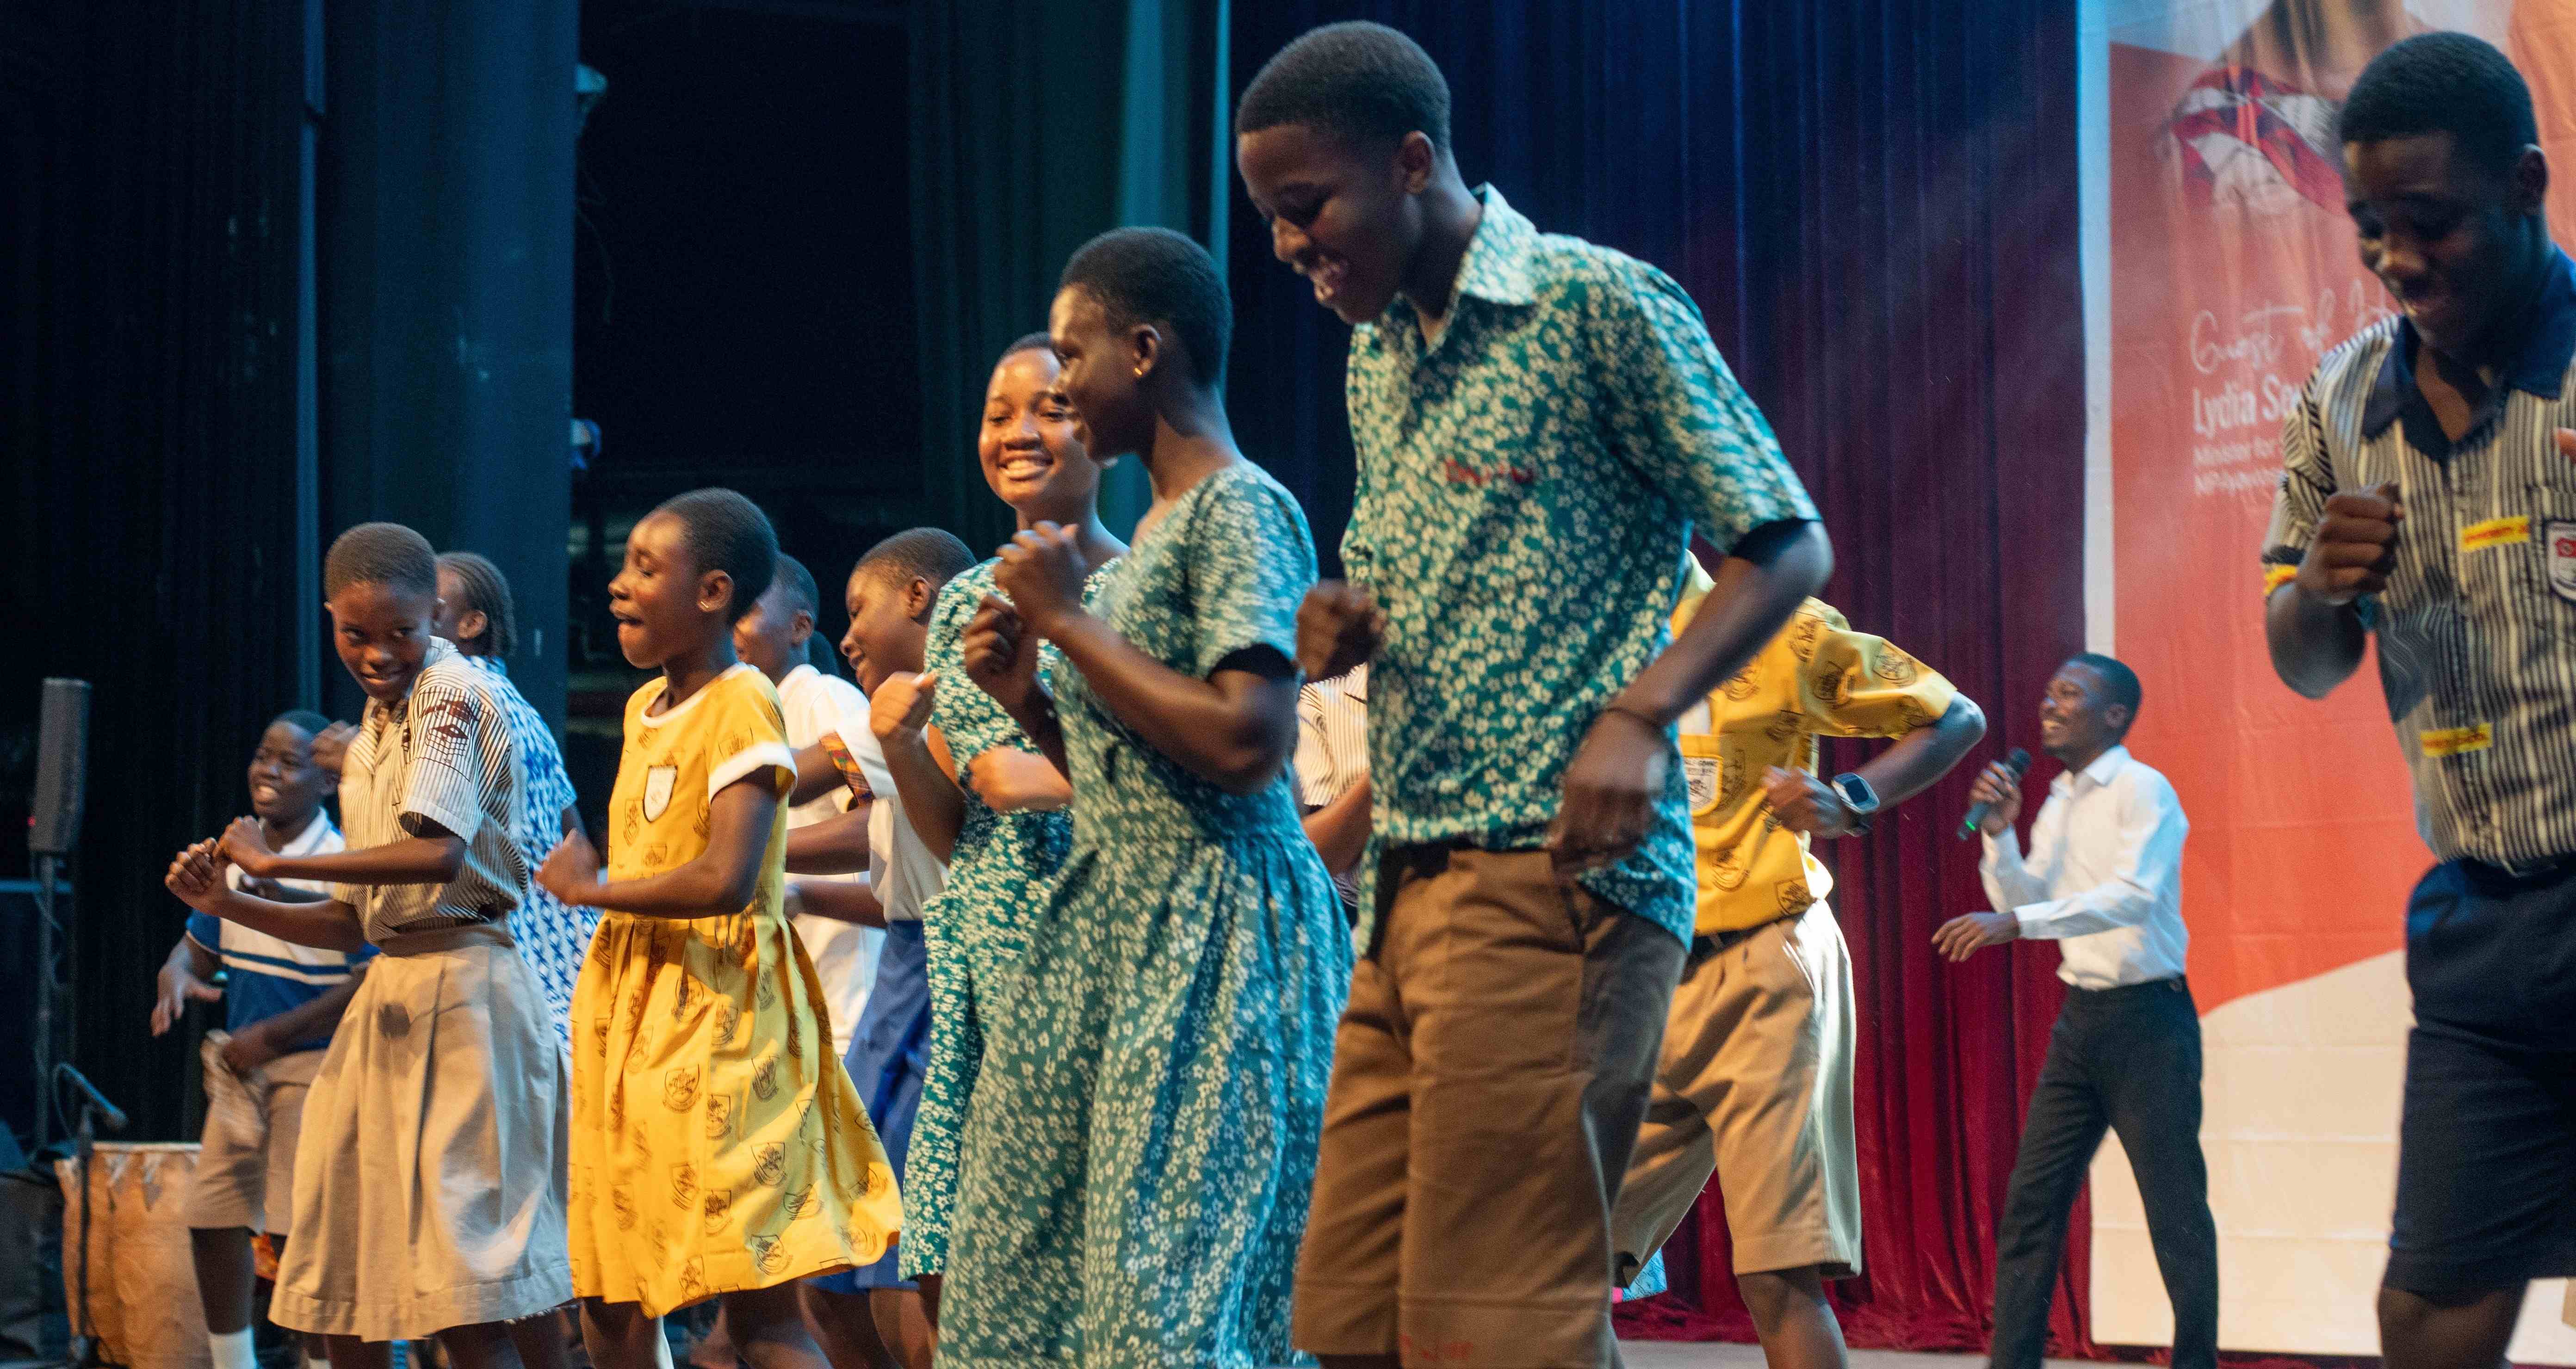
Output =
[{"x1": 1343, "y1": 185, "x2": 1816, "y2": 947}]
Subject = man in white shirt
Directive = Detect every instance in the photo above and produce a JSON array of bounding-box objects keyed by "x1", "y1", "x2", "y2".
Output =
[
  {"x1": 1935, "y1": 653, "x2": 2212, "y2": 1369},
  {"x1": 735, "y1": 553, "x2": 881, "y2": 1058}
]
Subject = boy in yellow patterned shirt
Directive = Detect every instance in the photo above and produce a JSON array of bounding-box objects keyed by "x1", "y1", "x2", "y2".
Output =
[
  {"x1": 536, "y1": 488, "x2": 902, "y2": 1369},
  {"x1": 1614, "y1": 554, "x2": 1985, "y2": 1369}
]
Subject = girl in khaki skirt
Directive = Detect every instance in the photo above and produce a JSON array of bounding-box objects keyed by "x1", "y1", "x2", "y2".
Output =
[
  {"x1": 167, "y1": 522, "x2": 571, "y2": 1369},
  {"x1": 534, "y1": 489, "x2": 902, "y2": 1369}
]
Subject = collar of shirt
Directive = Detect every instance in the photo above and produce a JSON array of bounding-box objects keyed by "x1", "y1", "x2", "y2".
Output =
[
  {"x1": 367, "y1": 636, "x2": 463, "y2": 731},
  {"x1": 2362, "y1": 245, "x2": 2576, "y2": 452},
  {"x1": 1344, "y1": 662, "x2": 1368, "y2": 702},
  {"x1": 1367, "y1": 185, "x2": 1538, "y2": 358},
  {"x1": 2054, "y1": 743, "x2": 2133, "y2": 796}
]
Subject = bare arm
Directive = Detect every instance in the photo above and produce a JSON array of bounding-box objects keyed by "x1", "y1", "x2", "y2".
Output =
[
  {"x1": 223, "y1": 817, "x2": 464, "y2": 888},
  {"x1": 784, "y1": 802, "x2": 873, "y2": 876},
  {"x1": 180, "y1": 883, "x2": 372, "y2": 954},
  {"x1": 2265, "y1": 585, "x2": 2370, "y2": 699},
  {"x1": 541, "y1": 779, "x2": 779, "y2": 919},
  {"x1": 870, "y1": 672, "x2": 966, "y2": 863},
  {"x1": 1621, "y1": 522, "x2": 1834, "y2": 724},
  {"x1": 786, "y1": 741, "x2": 846, "y2": 806},
  {"x1": 783, "y1": 877, "x2": 886, "y2": 929},
  {"x1": 968, "y1": 746, "x2": 1073, "y2": 813},
  {"x1": 151, "y1": 934, "x2": 224, "y2": 1036},
  {"x1": 2266, "y1": 482, "x2": 2397, "y2": 699},
  {"x1": 1859, "y1": 695, "x2": 1985, "y2": 807},
  {"x1": 1300, "y1": 774, "x2": 1373, "y2": 876}
]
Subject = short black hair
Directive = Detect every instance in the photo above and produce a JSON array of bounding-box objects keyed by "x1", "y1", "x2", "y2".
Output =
[
  {"x1": 771, "y1": 552, "x2": 821, "y2": 622},
  {"x1": 271, "y1": 709, "x2": 332, "y2": 740},
  {"x1": 2340, "y1": 32, "x2": 2538, "y2": 179},
  {"x1": 435, "y1": 551, "x2": 519, "y2": 658},
  {"x1": 855, "y1": 527, "x2": 977, "y2": 604},
  {"x1": 1060, "y1": 227, "x2": 1232, "y2": 387},
  {"x1": 323, "y1": 522, "x2": 437, "y2": 600},
  {"x1": 2067, "y1": 653, "x2": 2143, "y2": 729},
  {"x1": 650, "y1": 488, "x2": 777, "y2": 625},
  {"x1": 1001, "y1": 331, "x2": 1053, "y2": 364},
  {"x1": 1237, "y1": 21, "x2": 1452, "y2": 155}
]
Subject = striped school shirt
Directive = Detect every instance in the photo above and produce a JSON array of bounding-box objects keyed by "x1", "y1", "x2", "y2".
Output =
[
  {"x1": 2260, "y1": 246, "x2": 2576, "y2": 869},
  {"x1": 1294, "y1": 665, "x2": 1368, "y2": 912},
  {"x1": 333, "y1": 636, "x2": 530, "y2": 941},
  {"x1": 463, "y1": 653, "x2": 599, "y2": 1045}
]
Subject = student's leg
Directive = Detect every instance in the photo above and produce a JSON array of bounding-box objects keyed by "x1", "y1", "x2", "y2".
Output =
[
  {"x1": 321, "y1": 1338, "x2": 390, "y2": 1369},
  {"x1": 502, "y1": 1314, "x2": 571, "y2": 1369},
  {"x1": 866, "y1": 1291, "x2": 931, "y2": 1369},
  {"x1": 434, "y1": 1322, "x2": 526, "y2": 1369},
  {"x1": 580, "y1": 1299, "x2": 668, "y2": 1369},
  {"x1": 721, "y1": 1283, "x2": 830, "y2": 1369},
  {"x1": 1736, "y1": 1268, "x2": 1849, "y2": 1369},
  {"x1": 190, "y1": 1228, "x2": 259, "y2": 1336},
  {"x1": 797, "y1": 1283, "x2": 894, "y2": 1369},
  {"x1": 910, "y1": 1275, "x2": 938, "y2": 1333},
  {"x1": 2097, "y1": 983, "x2": 2217, "y2": 1369},
  {"x1": 1987, "y1": 1005, "x2": 2110, "y2": 1369}
]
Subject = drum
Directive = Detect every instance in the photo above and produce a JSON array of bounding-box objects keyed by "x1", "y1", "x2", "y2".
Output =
[{"x1": 55, "y1": 1142, "x2": 211, "y2": 1369}]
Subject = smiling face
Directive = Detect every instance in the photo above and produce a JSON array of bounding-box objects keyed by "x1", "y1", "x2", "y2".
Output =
[
  {"x1": 327, "y1": 579, "x2": 439, "y2": 703},
  {"x1": 1047, "y1": 286, "x2": 1154, "y2": 459},
  {"x1": 2038, "y1": 662, "x2": 2127, "y2": 765},
  {"x1": 607, "y1": 512, "x2": 728, "y2": 671},
  {"x1": 979, "y1": 348, "x2": 1103, "y2": 524},
  {"x1": 839, "y1": 565, "x2": 928, "y2": 694},
  {"x1": 1236, "y1": 121, "x2": 1430, "y2": 325},
  {"x1": 247, "y1": 720, "x2": 329, "y2": 829},
  {"x1": 2343, "y1": 132, "x2": 2545, "y2": 362}
]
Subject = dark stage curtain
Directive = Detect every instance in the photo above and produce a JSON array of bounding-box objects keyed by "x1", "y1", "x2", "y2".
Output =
[
  {"x1": 2, "y1": 0, "x2": 314, "y2": 1142},
  {"x1": 1227, "y1": 2, "x2": 2097, "y2": 1356}
]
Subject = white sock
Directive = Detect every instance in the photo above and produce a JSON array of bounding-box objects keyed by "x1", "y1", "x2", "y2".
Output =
[
  {"x1": 307, "y1": 1357, "x2": 331, "y2": 1369},
  {"x1": 208, "y1": 1327, "x2": 257, "y2": 1369}
]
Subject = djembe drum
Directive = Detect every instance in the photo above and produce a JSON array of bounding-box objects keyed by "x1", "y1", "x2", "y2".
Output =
[{"x1": 56, "y1": 1142, "x2": 212, "y2": 1369}]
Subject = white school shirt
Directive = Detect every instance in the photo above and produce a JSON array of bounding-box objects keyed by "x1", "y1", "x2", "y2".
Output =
[
  {"x1": 1978, "y1": 746, "x2": 2192, "y2": 990},
  {"x1": 830, "y1": 676, "x2": 947, "y2": 925},
  {"x1": 777, "y1": 663, "x2": 881, "y2": 1057}
]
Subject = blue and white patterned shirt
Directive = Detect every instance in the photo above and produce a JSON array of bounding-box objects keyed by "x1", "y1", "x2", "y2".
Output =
[
  {"x1": 1342, "y1": 186, "x2": 1818, "y2": 946},
  {"x1": 463, "y1": 653, "x2": 598, "y2": 1045}
]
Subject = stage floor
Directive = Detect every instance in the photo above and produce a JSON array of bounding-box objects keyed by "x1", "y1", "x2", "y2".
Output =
[{"x1": 1620, "y1": 1346, "x2": 2056, "y2": 1369}]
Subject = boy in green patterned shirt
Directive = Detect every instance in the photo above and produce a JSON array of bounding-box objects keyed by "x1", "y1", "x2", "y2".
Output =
[{"x1": 1238, "y1": 22, "x2": 1831, "y2": 1369}]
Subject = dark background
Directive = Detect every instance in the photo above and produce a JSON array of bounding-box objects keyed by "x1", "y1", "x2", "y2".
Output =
[{"x1": 2, "y1": 0, "x2": 2097, "y2": 1354}]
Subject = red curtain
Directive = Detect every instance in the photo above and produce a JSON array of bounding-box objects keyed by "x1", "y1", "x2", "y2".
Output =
[{"x1": 1228, "y1": 0, "x2": 2095, "y2": 1354}]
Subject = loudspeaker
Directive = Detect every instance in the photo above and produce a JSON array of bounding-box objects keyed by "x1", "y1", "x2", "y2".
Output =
[{"x1": 30, "y1": 679, "x2": 89, "y2": 857}]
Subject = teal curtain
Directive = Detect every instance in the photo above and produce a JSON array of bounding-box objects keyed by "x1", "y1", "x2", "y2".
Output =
[{"x1": 908, "y1": 0, "x2": 1232, "y2": 550}]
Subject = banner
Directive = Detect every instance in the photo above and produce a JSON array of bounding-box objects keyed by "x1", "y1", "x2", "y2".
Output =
[{"x1": 2087, "y1": 0, "x2": 2576, "y2": 1357}]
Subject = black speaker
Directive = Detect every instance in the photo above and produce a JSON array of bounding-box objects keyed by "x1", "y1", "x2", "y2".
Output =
[{"x1": 29, "y1": 679, "x2": 89, "y2": 857}]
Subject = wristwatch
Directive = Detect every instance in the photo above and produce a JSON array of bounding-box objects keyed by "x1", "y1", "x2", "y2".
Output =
[{"x1": 1828, "y1": 773, "x2": 1880, "y2": 836}]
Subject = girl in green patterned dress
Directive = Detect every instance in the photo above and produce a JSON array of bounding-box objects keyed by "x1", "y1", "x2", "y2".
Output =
[
  {"x1": 858, "y1": 333, "x2": 1124, "y2": 1328},
  {"x1": 939, "y1": 228, "x2": 1351, "y2": 1368}
]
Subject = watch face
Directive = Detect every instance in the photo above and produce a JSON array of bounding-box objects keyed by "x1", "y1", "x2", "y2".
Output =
[{"x1": 1833, "y1": 774, "x2": 1879, "y2": 812}]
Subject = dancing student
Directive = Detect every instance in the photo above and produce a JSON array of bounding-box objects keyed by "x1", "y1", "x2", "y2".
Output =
[
  {"x1": 153, "y1": 709, "x2": 363, "y2": 1369},
  {"x1": 1614, "y1": 555, "x2": 1983, "y2": 1369},
  {"x1": 859, "y1": 335, "x2": 1123, "y2": 1333},
  {"x1": 1235, "y1": 23, "x2": 1827, "y2": 1367},
  {"x1": 423, "y1": 551, "x2": 600, "y2": 1053},
  {"x1": 939, "y1": 227, "x2": 1350, "y2": 1369},
  {"x1": 793, "y1": 530, "x2": 973, "y2": 1369},
  {"x1": 165, "y1": 522, "x2": 571, "y2": 1369},
  {"x1": 735, "y1": 552, "x2": 883, "y2": 1060},
  {"x1": 532, "y1": 488, "x2": 903, "y2": 1369},
  {"x1": 1293, "y1": 666, "x2": 1369, "y2": 921},
  {"x1": 2260, "y1": 33, "x2": 2576, "y2": 1369},
  {"x1": 1935, "y1": 656, "x2": 2206, "y2": 1369}
]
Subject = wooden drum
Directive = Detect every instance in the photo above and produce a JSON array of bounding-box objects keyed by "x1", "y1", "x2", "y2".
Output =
[{"x1": 55, "y1": 1142, "x2": 212, "y2": 1369}]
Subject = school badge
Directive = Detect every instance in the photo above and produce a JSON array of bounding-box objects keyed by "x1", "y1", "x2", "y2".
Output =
[
  {"x1": 642, "y1": 764, "x2": 679, "y2": 821},
  {"x1": 2550, "y1": 522, "x2": 2576, "y2": 603}
]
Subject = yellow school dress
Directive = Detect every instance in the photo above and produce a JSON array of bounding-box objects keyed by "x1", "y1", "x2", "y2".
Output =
[{"x1": 568, "y1": 663, "x2": 900, "y2": 1315}]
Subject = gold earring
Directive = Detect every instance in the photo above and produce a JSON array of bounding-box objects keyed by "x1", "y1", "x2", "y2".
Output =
[{"x1": 1133, "y1": 365, "x2": 1146, "y2": 378}]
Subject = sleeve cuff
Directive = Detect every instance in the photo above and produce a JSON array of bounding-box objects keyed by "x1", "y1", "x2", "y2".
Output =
[
  {"x1": 711, "y1": 742, "x2": 798, "y2": 799},
  {"x1": 401, "y1": 794, "x2": 481, "y2": 845}
]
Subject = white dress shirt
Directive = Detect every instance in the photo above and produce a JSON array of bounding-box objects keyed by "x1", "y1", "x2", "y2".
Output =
[
  {"x1": 777, "y1": 663, "x2": 881, "y2": 1057},
  {"x1": 1979, "y1": 745, "x2": 2192, "y2": 990}
]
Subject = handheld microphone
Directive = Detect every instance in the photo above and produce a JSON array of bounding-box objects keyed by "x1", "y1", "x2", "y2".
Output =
[{"x1": 1957, "y1": 748, "x2": 2032, "y2": 841}]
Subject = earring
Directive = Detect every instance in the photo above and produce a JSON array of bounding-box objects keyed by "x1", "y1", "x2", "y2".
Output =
[{"x1": 1133, "y1": 365, "x2": 1146, "y2": 378}]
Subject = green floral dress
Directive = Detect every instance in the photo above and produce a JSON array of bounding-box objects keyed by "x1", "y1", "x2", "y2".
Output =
[
  {"x1": 941, "y1": 462, "x2": 1352, "y2": 1369},
  {"x1": 899, "y1": 556, "x2": 1094, "y2": 1279}
]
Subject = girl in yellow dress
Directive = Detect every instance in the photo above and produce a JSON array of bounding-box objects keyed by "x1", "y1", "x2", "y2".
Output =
[{"x1": 536, "y1": 487, "x2": 902, "y2": 1369}]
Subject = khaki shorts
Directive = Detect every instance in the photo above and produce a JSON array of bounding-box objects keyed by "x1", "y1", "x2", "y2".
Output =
[
  {"x1": 1611, "y1": 902, "x2": 1859, "y2": 1283},
  {"x1": 1294, "y1": 845, "x2": 1684, "y2": 1369},
  {"x1": 183, "y1": 1032, "x2": 324, "y2": 1234}
]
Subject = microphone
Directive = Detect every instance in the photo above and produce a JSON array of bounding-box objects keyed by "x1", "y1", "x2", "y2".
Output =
[
  {"x1": 55, "y1": 1064, "x2": 127, "y2": 1132},
  {"x1": 1957, "y1": 748, "x2": 2032, "y2": 841}
]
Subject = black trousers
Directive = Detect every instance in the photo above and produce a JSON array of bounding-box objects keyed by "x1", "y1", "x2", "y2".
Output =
[{"x1": 1988, "y1": 977, "x2": 2217, "y2": 1369}]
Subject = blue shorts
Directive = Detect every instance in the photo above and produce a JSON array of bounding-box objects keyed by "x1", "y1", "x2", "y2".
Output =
[
  {"x1": 2385, "y1": 858, "x2": 2576, "y2": 1295},
  {"x1": 812, "y1": 918, "x2": 930, "y2": 1294}
]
